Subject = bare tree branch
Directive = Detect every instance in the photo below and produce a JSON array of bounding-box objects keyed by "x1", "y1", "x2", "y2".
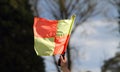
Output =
[
  {"x1": 29, "y1": 0, "x2": 39, "y2": 16},
  {"x1": 34, "y1": 0, "x2": 100, "y2": 71},
  {"x1": 53, "y1": 56, "x2": 61, "y2": 72}
]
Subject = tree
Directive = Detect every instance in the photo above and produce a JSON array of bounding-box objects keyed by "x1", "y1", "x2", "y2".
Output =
[
  {"x1": 0, "y1": 0, "x2": 45, "y2": 72},
  {"x1": 31, "y1": 0, "x2": 98, "y2": 72},
  {"x1": 102, "y1": 53, "x2": 120, "y2": 72},
  {"x1": 102, "y1": 1, "x2": 120, "y2": 72},
  {"x1": 108, "y1": 0, "x2": 120, "y2": 31}
]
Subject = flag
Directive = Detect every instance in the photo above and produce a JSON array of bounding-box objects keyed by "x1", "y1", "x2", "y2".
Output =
[{"x1": 33, "y1": 15, "x2": 76, "y2": 56}]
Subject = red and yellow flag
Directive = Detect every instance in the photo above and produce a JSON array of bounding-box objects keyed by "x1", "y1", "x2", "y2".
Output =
[{"x1": 33, "y1": 15, "x2": 75, "y2": 56}]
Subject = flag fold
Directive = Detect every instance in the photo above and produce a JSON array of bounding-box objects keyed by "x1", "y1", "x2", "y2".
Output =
[{"x1": 33, "y1": 15, "x2": 76, "y2": 56}]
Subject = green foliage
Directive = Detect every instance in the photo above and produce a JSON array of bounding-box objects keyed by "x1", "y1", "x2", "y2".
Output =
[{"x1": 0, "y1": 0, "x2": 45, "y2": 72}]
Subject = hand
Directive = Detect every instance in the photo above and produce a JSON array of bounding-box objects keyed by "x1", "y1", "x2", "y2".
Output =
[
  {"x1": 60, "y1": 55, "x2": 70, "y2": 72},
  {"x1": 60, "y1": 55, "x2": 67, "y2": 67}
]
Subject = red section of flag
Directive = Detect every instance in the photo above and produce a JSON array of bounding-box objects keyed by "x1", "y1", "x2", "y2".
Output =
[
  {"x1": 34, "y1": 17, "x2": 58, "y2": 38},
  {"x1": 53, "y1": 35, "x2": 70, "y2": 55},
  {"x1": 62, "y1": 35, "x2": 70, "y2": 54}
]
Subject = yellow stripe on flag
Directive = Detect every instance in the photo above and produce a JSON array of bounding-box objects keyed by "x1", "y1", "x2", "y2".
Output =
[
  {"x1": 34, "y1": 37, "x2": 55, "y2": 56},
  {"x1": 57, "y1": 15, "x2": 76, "y2": 36}
]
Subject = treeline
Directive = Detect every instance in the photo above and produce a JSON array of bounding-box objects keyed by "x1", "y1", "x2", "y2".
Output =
[{"x1": 0, "y1": 0, "x2": 45, "y2": 72}]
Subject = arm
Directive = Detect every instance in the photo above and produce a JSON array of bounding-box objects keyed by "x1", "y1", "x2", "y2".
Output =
[{"x1": 60, "y1": 55, "x2": 70, "y2": 72}]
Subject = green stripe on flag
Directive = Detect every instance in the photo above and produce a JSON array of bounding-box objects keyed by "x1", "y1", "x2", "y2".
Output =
[{"x1": 34, "y1": 37, "x2": 55, "y2": 56}]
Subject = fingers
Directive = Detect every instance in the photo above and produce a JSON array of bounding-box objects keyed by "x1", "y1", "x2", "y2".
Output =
[
  {"x1": 60, "y1": 55, "x2": 68, "y2": 68},
  {"x1": 60, "y1": 55, "x2": 64, "y2": 61},
  {"x1": 60, "y1": 55, "x2": 66, "y2": 62}
]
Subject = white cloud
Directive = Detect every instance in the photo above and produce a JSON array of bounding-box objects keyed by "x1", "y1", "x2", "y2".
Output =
[{"x1": 70, "y1": 19, "x2": 119, "y2": 72}]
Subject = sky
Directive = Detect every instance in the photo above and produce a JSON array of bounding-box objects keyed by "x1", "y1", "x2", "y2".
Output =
[
  {"x1": 70, "y1": 20, "x2": 119, "y2": 72},
  {"x1": 70, "y1": 1, "x2": 119, "y2": 71},
  {"x1": 37, "y1": 0, "x2": 120, "y2": 72}
]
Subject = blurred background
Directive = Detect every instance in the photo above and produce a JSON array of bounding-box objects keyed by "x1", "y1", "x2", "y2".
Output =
[{"x1": 0, "y1": 0, "x2": 120, "y2": 72}]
